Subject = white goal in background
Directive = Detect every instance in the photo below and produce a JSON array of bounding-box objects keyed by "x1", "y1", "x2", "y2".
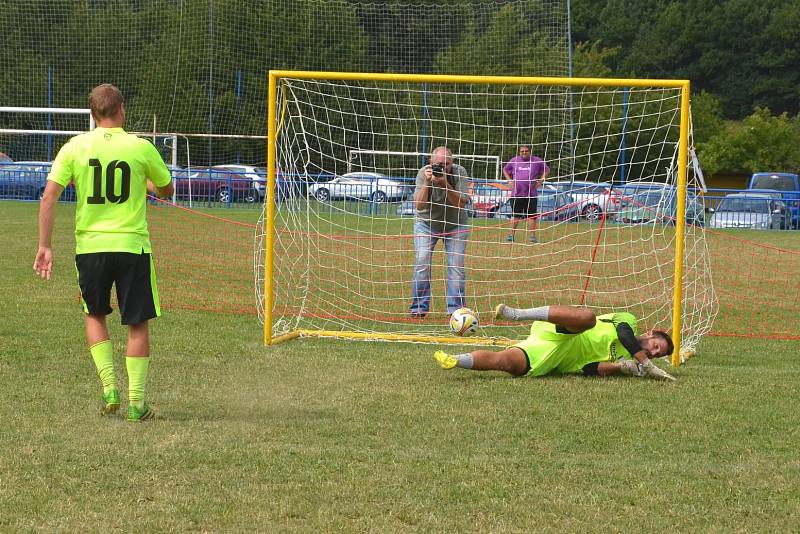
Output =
[{"x1": 347, "y1": 150, "x2": 501, "y2": 181}]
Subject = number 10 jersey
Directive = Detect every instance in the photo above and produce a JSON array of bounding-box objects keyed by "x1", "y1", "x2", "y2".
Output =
[{"x1": 48, "y1": 127, "x2": 172, "y2": 254}]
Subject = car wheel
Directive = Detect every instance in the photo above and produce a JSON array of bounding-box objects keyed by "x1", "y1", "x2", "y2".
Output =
[
  {"x1": 216, "y1": 187, "x2": 231, "y2": 203},
  {"x1": 371, "y1": 191, "x2": 387, "y2": 203},
  {"x1": 582, "y1": 204, "x2": 602, "y2": 221},
  {"x1": 315, "y1": 188, "x2": 330, "y2": 202},
  {"x1": 241, "y1": 188, "x2": 257, "y2": 203}
]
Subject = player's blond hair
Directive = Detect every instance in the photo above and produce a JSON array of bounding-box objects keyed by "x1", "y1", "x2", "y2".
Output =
[{"x1": 89, "y1": 84, "x2": 124, "y2": 120}]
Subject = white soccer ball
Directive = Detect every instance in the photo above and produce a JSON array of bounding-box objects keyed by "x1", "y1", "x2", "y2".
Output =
[{"x1": 449, "y1": 307, "x2": 479, "y2": 337}]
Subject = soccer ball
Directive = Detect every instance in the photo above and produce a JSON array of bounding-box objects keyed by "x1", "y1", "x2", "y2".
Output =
[{"x1": 449, "y1": 307, "x2": 479, "y2": 336}]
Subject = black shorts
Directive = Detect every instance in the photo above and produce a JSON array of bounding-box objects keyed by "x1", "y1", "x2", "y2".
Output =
[
  {"x1": 75, "y1": 251, "x2": 161, "y2": 325},
  {"x1": 511, "y1": 196, "x2": 538, "y2": 218}
]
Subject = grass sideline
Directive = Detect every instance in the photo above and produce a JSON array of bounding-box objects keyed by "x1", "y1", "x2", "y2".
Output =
[{"x1": 2, "y1": 200, "x2": 800, "y2": 531}]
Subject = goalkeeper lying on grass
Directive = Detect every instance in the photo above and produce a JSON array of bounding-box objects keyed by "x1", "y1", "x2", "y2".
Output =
[{"x1": 435, "y1": 304, "x2": 676, "y2": 381}]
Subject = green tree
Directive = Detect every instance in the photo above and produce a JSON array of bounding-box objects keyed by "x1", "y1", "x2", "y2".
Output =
[
  {"x1": 698, "y1": 107, "x2": 800, "y2": 175},
  {"x1": 571, "y1": 40, "x2": 618, "y2": 78},
  {"x1": 690, "y1": 91, "x2": 724, "y2": 146},
  {"x1": 572, "y1": 0, "x2": 800, "y2": 119}
]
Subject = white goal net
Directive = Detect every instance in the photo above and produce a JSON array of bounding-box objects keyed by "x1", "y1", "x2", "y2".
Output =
[{"x1": 257, "y1": 73, "x2": 717, "y2": 360}]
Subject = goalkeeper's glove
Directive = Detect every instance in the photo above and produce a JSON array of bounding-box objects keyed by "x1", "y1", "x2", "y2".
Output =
[
  {"x1": 617, "y1": 358, "x2": 645, "y2": 377},
  {"x1": 640, "y1": 359, "x2": 676, "y2": 382}
]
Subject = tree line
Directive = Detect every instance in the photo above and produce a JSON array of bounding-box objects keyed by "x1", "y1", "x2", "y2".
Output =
[{"x1": 1, "y1": 0, "x2": 797, "y2": 175}]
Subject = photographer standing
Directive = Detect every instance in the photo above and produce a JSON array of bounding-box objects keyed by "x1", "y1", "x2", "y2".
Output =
[{"x1": 409, "y1": 146, "x2": 471, "y2": 318}]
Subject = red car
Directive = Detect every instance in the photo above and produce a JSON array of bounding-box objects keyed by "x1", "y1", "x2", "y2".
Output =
[
  {"x1": 174, "y1": 168, "x2": 258, "y2": 204},
  {"x1": 468, "y1": 181, "x2": 510, "y2": 218}
]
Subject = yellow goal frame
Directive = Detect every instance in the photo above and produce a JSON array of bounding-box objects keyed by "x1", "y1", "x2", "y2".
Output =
[{"x1": 264, "y1": 70, "x2": 691, "y2": 368}]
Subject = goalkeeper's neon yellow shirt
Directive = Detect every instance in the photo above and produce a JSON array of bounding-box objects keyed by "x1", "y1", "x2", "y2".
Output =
[
  {"x1": 518, "y1": 312, "x2": 640, "y2": 376},
  {"x1": 48, "y1": 127, "x2": 172, "y2": 254}
]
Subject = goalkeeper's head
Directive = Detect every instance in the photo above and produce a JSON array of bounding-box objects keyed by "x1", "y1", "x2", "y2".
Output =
[{"x1": 642, "y1": 330, "x2": 674, "y2": 358}]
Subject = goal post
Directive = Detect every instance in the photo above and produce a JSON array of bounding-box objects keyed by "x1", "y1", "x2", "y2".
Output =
[{"x1": 260, "y1": 70, "x2": 713, "y2": 367}]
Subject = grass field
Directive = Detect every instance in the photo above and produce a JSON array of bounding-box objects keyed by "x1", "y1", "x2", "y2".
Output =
[{"x1": 2, "y1": 200, "x2": 800, "y2": 531}]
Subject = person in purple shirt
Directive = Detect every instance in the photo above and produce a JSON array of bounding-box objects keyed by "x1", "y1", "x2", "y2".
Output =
[{"x1": 503, "y1": 144, "x2": 549, "y2": 243}]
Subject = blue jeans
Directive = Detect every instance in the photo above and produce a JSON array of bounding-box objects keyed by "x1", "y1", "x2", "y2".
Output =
[{"x1": 410, "y1": 220, "x2": 468, "y2": 315}]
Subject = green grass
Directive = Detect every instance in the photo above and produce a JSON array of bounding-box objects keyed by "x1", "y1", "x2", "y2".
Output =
[{"x1": 2, "y1": 200, "x2": 800, "y2": 531}]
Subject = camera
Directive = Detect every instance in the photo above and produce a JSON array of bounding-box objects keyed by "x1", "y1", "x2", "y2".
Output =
[{"x1": 430, "y1": 164, "x2": 445, "y2": 177}]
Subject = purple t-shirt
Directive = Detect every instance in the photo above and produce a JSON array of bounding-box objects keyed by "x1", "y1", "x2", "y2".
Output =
[{"x1": 504, "y1": 155, "x2": 548, "y2": 197}]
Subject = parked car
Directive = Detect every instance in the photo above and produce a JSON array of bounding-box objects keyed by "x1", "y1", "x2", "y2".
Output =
[
  {"x1": 496, "y1": 184, "x2": 579, "y2": 221},
  {"x1": 613, "y1": 182, "x2": 705, "y2": 226},
  {"x1": 708, "y1": 192, "x2": 790, "y2": 230},
  {"x1": 213, "y1": 165, "x2": 306, "y2": 202},
  {"x1": 308, "y1": 172, "x2": 412, "y2": 202},
  {"x1": 396, "y1": 197, "x2": 476, "y2": 218},
  {"x1": 469, "y1": 181, "x2": 510, "y2": 218},
  {"x1": 167, "y1": 164, "x2": 190, "y2": 180},
  {"x1": 210, "y1": 164, "x2": 268, "y2": 199},
  {"x1": 174, "y1": 167, "x2": 258, "y2": 203},
  {"x1": 396, "y1": 199, "x2": 416, "y2": 217},
  {"x1": 547, "y1": 180, "x2": 621, "y2": 221},
  {"x1": 747, "y1": 173, "x2": 799, "y2": 229},
  {"x1": 0, "y1": 161, "x2": 49, "y2": 200},
  {"x1": 0, "y1": 161, "x2": 75, "y2": 201}
]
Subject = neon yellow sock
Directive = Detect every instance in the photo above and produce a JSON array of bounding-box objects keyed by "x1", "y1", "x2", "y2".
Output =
[
  {"x1": 90, "y1": 340, "x2": 116, "y2": 395},
  {"x1": 126, "y1": 356, "x2": 150, "y2": 410}
]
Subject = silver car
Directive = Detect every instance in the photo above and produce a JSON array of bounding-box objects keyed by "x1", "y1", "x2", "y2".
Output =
[
  {"x1": 308, "y1": 172, "x2": 412, "y2": 202},
  {"x1": 548, "y1": 180, "x2": 622, "y2": 221},
  {"x1": 709, "y1": 192, "x2": 789, "y2": 230}
]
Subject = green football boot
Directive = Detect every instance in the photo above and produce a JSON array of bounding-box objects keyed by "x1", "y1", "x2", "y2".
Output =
[
  {"x1": 100, "y1": 389, "x2": 120, "y2": 416},
  {"x1": 127, "y1": 403, "x2": 155, "y2": 422},
  {"x1": 434, "y1": 350, "x2": 458, "y2": 370}
]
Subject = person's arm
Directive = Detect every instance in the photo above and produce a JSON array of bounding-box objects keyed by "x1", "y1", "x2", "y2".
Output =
[
  {"x1": 147, "y1": 178, "x2": 174, "y2": 198},
  {"x1": 436, "y1": 176, "x2": 468, "y2": 208},
  {"x1": 612, "y1": 322, "x2": 675, "y2": 380},
  {"x1": 536, "y1": 161, "x2": 549, "y2": 188},
  {"x1": 414, "y1": 167, "x2": 432, "y2": 211},
  {"x1": 503, "y1": 160, "x2": 514, "y2": 182},
  {"x1": 33, "y1": 180, "x2": 65, "y2": 281}
]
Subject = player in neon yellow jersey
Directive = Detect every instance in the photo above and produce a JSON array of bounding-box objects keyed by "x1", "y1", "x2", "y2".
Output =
[
  {"x1": 34, "y1": 84, "x2": 175, "y2": 421},
  {"x1": 434, "y1": 304, "x2": 676, "y2": 381}
]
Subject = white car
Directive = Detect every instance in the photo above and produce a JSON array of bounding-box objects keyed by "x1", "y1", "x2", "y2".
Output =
[
  {"x1": 547, "y1": 180, "x2": 621, "y2": 221},
  {"x1": 308, "y1": 172, "x2": 412, "y2": 202},
  {"x1": 709, "y1": 192, "x2": 789, "y2": 230}
]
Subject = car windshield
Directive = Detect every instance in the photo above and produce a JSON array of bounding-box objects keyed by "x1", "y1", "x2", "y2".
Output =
[
  {"x1": 718, "y1": 198, "x2": 769, "y2": 213},
  {"x1": 751, "y1": 175, "x2": 795, "y2": 192},
  {"x1": 620, "y1": 190, "x2": 667, "y2": 208},
  {"x1": 347, "y1": 174, "x2": 380, "y2": 181},
  {"x1": 475, "y1": 186, "x2": 500, "y2": 196}
]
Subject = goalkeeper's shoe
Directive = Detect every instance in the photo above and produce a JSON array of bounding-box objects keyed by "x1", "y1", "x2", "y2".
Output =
[
  {"x1": 434, "y1": 350, "x2": 458, "y2": 370},
  {"x1": 494, "y1": 303, "x2": 516, "y2": 321},
  {"x1": 127, "y1": 403, "x2": 155, "y2": 422},
  {"x1": 100, "y1": 389, "x2": 120, "y2": 416}
]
